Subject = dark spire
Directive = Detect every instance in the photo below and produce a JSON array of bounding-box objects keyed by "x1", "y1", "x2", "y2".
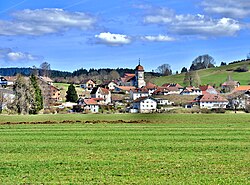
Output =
[{"x1": 139, "y1": 58, "x2": 141, "y2": 65}]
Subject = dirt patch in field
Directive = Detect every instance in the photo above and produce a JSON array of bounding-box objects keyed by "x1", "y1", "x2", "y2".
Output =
[{"x1": 0, "y1": 119, "x2": 151, "y2": 125}]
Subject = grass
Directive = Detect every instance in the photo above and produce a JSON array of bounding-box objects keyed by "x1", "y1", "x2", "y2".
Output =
[
  {"x1": 53, "y1": 83, "x2": 89, "y2": 101},
  {"x1": 0, "y1": 114, "x2": 249, "y2": 184},
  {"x1": 152, "y1": 61, "x2": 250, "y2": 86}
]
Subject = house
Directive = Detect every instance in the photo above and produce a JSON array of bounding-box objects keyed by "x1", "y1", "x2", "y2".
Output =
[
  {"x1": 130, "y1": 88, "x2": 149, "y2": 100},
  {"x1": 79, "y1": 98, "x2": 99, "y2": 113},
  {"x1": 90, "y1": 87, "x2": 111, "y2": 104},
  {"x1": 199, "y1": 85, "x2": 218, "y2": 95},
  {"x1": 132, "y1": 96, "x2": 157, "y2": 113},
  {"x1": 80, "y1": 79, "x2": 96, "y2": 91},
  {"x1": 153, "y1": 87, "x2": 170, "y2": 95},
  {"x1": 221, "y1": 76, "x2": 240, "y2": 92},
  {"x1": 181, "y1": 86, "x2": 202, "y2": 95},
  {"x1": 114, "y1": 86, "x2": 136, "y2": 94},
  {"x1": 100, "y1": 80, "x2": 117, "y2": 91},
  {"x1": 193, "y1": 94, "x2": 228, "y2": 109},
  {"x1": 145, "y1": 82, "x2": 157, "y2": 95},
  {"x1": 119, "y1": 73, "x2": 136, "y2": 86},
  {"x1": 50, "y1": 85, "x2": 61, "y2": 102},
  {"x1": 1, "y1": 76, "x2": 16, "y2": 86},
  {"x1": 0, "y1": 76, "x2": 8, "y2": 87},
  {"x1": 154, "y1": 98, "x2": 174, "y2": 106},
  {"x1": 39, "y1": 76, "x2": 53, "y2": 85}
]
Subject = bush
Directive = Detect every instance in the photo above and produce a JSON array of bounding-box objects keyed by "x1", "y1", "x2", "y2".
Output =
[{"x1": 245, "y1": 105, "x2": 250, "y2": 113}]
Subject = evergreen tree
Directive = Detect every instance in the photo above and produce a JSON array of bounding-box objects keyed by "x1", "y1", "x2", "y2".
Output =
[
  {"x1": 30, "y1": 74, "x2": 43, "y2": 114},
  {"x1": 66, "y1": 84, "x2": 78, "y2": 102}
]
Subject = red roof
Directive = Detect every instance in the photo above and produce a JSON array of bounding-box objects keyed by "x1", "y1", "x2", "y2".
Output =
[
  {"x1": 116, "y1": 86, "x2": 136, "y2": 91},
  {"x1": 145, "y1": 82, "x2": 157, "y2": 89},
  {"x1": 234, "y1": 86, "x2": 250, "y2": 91},
  {"x1": 131, "y1": 88, "x2": 149, "y2": 93},
  {"x1": 100, "y1": 88, "x2": 110, "y2": 95},
  {"x1": 134, "y1": 96, "x2": 156, "y2": 103},
  {"x1": 84, "y1": 98, "x2": 98, "y2": 105},
  {"x1": 200, "y1": 94, "x2": 228, "y2": 102}
]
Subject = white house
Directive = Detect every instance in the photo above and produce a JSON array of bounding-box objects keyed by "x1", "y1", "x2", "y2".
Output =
[
  {"x1": 83, "y1": 98, "x2": 99, "y2": 113},
  {"x1": 101, "y1": 81, "x2": 117, "y2": 91},
  {"x1": 132, "y1": 97, "x2": 157, "y2": 113},
  {"x1": 130, "y1": 88, "x2": 149, "y2": 100},
  {"x1": 154, "y1": 98, "x2": 174, "y2": 106},
  {"x1": 90, "y1": 87, "x2": 111, "y2": 104},
  {"x1": 195, "y1": 94, "x2": 229, "y2": 109},
  {"x1": 80, "y1": 79, "x2": 96, "y2": 91},
  {"x1": 181, "y1": 87, "x2": 202, "y2": 95}
]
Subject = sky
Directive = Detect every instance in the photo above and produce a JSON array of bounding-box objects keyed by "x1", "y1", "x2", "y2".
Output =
[{"x1": 0, "y1": 0, "x2": 250, "y2": 72}]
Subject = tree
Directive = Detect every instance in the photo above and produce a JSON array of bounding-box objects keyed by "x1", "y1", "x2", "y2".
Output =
[
  {"x1": 181, "y1": 67, "x2": 188, "y2": 73},
  {"x1": 190, "y1": 54, "x2": 215, "y2": 71},
  {"x1": 220, "y1": 62, "x2": 227, "y2": 66},
  {"x1": 247, "y1": 52, "x2": 250, "y2": 60},
  {"x1": 156, "y1": 64, "x2": 172, "y2": 76},
  {"x1": 183, "y1": 71, "x2": 200, "y2": 87},
  {"x1": 9, "y1": 74, "x2": 36, "y2": 114},
  {"x1": 109, "y1": 70, "x2": 120, "y2": 80},
  {"x1": 30, "y1": 74, "x2": 43, "y2": 114},
  {"x1": 66, "y1": 84, "x2": 78, "y2": 102},
  {"x1": 40, "y1": 61, "x2": 51, "y2": 77}
]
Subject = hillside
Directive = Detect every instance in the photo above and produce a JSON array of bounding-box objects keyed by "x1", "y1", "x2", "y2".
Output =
[{"x1": 151, "y1": 60, "x2": 250, "y2": 87}]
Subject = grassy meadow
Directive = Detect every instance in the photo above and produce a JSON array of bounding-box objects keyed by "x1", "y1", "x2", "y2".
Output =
[
  {"x1": 152, "y1": 61, "x2": 250, "y2": 86},
  {"x1": 0, "y1": 114, "x2": 249, "y2": 184}
]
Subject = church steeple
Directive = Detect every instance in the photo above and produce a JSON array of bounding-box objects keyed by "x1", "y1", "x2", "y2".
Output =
[{"x1": 135, "y1": 59, "x2": 146, "y2": 88}]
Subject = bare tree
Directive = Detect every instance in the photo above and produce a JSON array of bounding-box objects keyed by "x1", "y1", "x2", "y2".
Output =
[
  {"x1": 183, "y1": 71, "x2": 200, "y2": 87},
  {"x1": 156, "y1": 64, "x2": 172, "y2": 76},
  {"x1": 40, "y1": 61, "x2": 51, "y2": 77},
  {"x1": 109, "y1": 70, "x2": 120, "y2": 80},
  {"x1": 190, "y1": 54, "x2": 215, "y2": 70}
]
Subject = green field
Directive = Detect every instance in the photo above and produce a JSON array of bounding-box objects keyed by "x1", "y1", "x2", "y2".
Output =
[
  {"x1": 0, "y1": 114, "x2": 249, "y2": 184},
  {"x1": 152, "y1": 61, "x2": 250, "y2": 86}
]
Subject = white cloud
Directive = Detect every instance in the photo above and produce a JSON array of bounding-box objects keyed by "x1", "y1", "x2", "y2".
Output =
[
  {"x1": 0, "y1": 48, "x2": 43, "y2": 62},
  {"x1": 141, "y1": 34, "x2": 175, "y2": 42},
  {"x1": 144, "y1": 8, "x2": 241, "y2": 37},
  {"x1": 0, "y1": 8, "x2": 96, "y2": 36},
  {"x1": 95, "y1": 32, "x2": 131, "y2": 46},
  {"x1": 202, "y1": 0, "x2": 250, "y2": 18}
]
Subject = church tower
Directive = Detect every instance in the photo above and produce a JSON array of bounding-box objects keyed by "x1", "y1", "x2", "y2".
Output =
[{"x1": 135, "y1": 59, "x2": 146, "y2": 88}]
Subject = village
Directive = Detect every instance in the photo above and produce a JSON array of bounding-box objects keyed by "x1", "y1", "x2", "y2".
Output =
[{"x1": 0, "y1": 62, "x2": 250, "y2": 114}]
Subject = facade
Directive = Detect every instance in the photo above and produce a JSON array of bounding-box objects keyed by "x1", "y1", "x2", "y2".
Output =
[
  {"x1": 80, "y1": 79, "x2": 96, "y2": 91},
  {"x1": 90, "y1": 87, "x2": 111, "y2": 104},
  {"x1": 130, "y1": 88, "x2": 149, "y2": 100},
  {"x1": 132, "y1": 97, "x2": 157, "y2": 113},
  {"x1": 195, "y1": 94, "x2": 229, "y2": 109},
  {"x1": 83, "y1": 98, "x2": 99, "y2": 113},
  {"x1": 50, "y1": 85, "x2": 61, "y2": 102},
  {"x1": 199, "y1": 85, "x2": 218, "y2": 95}
]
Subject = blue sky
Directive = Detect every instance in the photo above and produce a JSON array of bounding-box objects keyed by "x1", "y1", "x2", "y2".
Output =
[{"x1": 0, "y1": 0, "x2": 250, "y2": 72}]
